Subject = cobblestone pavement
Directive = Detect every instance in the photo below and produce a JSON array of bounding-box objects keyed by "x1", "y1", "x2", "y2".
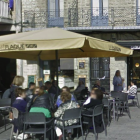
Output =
[{"x1": 1, "y1": 94, "x2": 140, "y2": 140}]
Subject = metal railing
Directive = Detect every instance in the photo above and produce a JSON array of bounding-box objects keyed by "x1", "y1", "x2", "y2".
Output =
[
  {"x1": 0, "y1": 0, "x2": 9, "y2": 18},
  {"x1": 22, "y1": 7, "x2": 140, "y2": 29}
]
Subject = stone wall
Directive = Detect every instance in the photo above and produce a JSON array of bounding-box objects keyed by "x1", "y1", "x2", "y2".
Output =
[
  {"x1": 108, "y1": 0, "x2": 136, "y2": 26},
  {"x1": 74, "y1": 58, "x2": 90, "y2": 90},
  {"x1": 22, "y1": 0, "x2": 47, "y2": 29},
  {"x1": 16, "y1": 60, "x2": 39, "y2": 88},
  {"x1": 64, "y1": 0, "x2": 91, "y2": 27},
  {"x1": 110, "y1": 57, "x2": 127, "y2": 91}
]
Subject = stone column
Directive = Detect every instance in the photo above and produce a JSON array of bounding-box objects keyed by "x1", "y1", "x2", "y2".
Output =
[
  {"x1": 74, "y1": 58, "x2": 90, "y2": 90},
  {"x1": 110, "y1": 57, "x2": 127, "y2": 91}
]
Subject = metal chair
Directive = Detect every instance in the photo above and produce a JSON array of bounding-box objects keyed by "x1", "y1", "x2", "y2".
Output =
[
  {"x1": 82, "y1": 104, "x2": 107, "y2": 140},
  {"x1": 132, "y1": 92, "x2": 140, "y2": 108},
  {"x1": 10, "y1": 107, "x2": 19, "y2": 140},
  {"x1": 23, "y1": 113, "x2": 54, "y2": 140},
  {"x1": 111, "y1": 91, "x2": 121, "y2": 99},
  {"x1": 116, "y1": 93, "x2": 131, "y2": 121},
  {"x1": 55, "y1": 108, "x2": 84, "y2": 140},
  {"x1": 0, "y1": 98, "x2": 11, "y2": 131},
  {"x1": 102, "y1": 98, "x2": 111, "y2": 126}
]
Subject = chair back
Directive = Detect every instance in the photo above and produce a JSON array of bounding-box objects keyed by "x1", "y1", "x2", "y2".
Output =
[
  {"x1": 2, "y1": 89, "x2": 10, "y2": 99},
  {"x1": 11, "y1": 107, "x2": 19, "y2": 119},
  {"x1": 62, "y1": 108, "x2": 81, "y2": 120},
  {"x1": 102, "y1": 98, "x2": 109, "y2": 106},
  {"x1": 111, "y1": 91, "x2": 121, "y2": 99},
  {"x1": 119, "y1": 93, "x2": 128, "y2": 102},
  {"x1": 93, "y1": 104, "x2": 104, "y2": 116},
  {"x1": 0, "y1": 98, "x2": 11, "y2": 107},
  {"x1": 23, "y1": 112, "x2": 46, "y2": 125}
]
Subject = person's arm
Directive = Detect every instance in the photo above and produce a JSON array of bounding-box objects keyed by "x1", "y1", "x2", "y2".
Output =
[{"x1": 113, "y1": 77, "x2": 118, "y2": 86}]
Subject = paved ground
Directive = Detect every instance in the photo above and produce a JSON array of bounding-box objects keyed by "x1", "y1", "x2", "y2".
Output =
[{"x1": 0, "y1": 94, "x2": 140, "y2": 140}]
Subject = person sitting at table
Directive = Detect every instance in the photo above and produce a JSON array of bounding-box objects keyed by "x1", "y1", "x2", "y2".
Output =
[
  {"x1": 93, "y1": 80, "x2": 106, "y2": 93},
  {"x1": 29, "y1": 88, "x2": 54, "y2": 139},
  {"x1": 74, "y1": 81, "x2": 85, "y2": 94},
  {"x1": 56, "y1": 86, "x2": 76, "y2": 107},
  {"x1": 12, "y1": 88, "x2": 27, "y2": 138},
  {"x1": 54, "y1": 91, "x2": 78, "y2": 140},
  {"x1": 82, "y1": 88, "x2": 103, "y2": 127},
  {"x1": 127, "y1": 80, "x2": 137, "y2": 99}
]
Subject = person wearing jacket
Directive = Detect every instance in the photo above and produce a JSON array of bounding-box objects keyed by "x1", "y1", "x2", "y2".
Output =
[
  {"x1": 10, "y1": 76, "x2": 24, "y2": 106},
  {"x1": 82, "y1": 88, "x2": 103, "y2": 127},
  {"x1": 54, "y1": 91, "x2": 78, "y2": 140},
  {"x1": 26, "y1": 82, "x2": 35, "y2": 103},
  {"x1": 28, "y1": 88, "x2": 54, "y2": 139},
  {"x1": 28, "y1": 88, "x2": 54, "y2": 118}
]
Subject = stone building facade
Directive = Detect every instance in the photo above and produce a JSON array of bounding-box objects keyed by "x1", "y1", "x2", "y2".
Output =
[{"x1": 18, "y1": 0, "x2": 139, "y2": 89}]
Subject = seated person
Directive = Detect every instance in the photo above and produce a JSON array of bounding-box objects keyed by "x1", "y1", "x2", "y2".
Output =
[
  {"x1": 54, "y1": 91, "x2": 78, "y2": 140},
  {"x1": 26, "y1": 82, "x2": 35, "y2": 103},
  {"x1": 82, "y1": 88, "x2": 103, "y2": 127},
  {"x1": 74, "y1": 81, "x2": 85, "y2": 93},
  {"x1": 127, "y1": 80, "x2": 137, "y2": 99},
  {"x1": 12, "y1": 88, "x2": 27, "y2": 137},
  {"x1": 93, "y1": 80, "x2": 106, "y2": 93},
  {"x1": 56, "y1": 86, "x2": 76, "y2": 107},
  {"x1": 26, "y1": 86, "x2": 40, "y2": 112},
  {"x1": 45, "y1": 81, "x2": 57, "y2": 95},
  {"x1": 52, "y1": 80, "x2": 61, "y2": 94},
  {"x1": 29, "y1": 88, "x2": 54, "y2": 139}
]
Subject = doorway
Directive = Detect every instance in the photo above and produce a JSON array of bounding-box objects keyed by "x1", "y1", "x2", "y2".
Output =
[{"x1": 90, "y1": 57, "x2": 110, "y2": 92}]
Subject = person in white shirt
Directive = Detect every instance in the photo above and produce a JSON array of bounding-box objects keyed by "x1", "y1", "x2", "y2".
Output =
[{"x1": 127, "y1": 80, "x2": 137, "y2": 99}]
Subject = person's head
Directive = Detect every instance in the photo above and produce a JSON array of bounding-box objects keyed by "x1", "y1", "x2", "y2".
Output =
[
  {"x1": 115, "y1": 70, "x2": 121, "y2": 77},
  {"x1": 95, "y1": 80, "x2": 101, "y2": 86},
  {"x1": 60, "y1": 91, "x2": 71, "y2": 103},
  {"x1": 34, "y1": 86, "x2": 40, "y2": 95},
  {"x1": 90, "y1": 88, "x2": 103, "y2": 100},
  {"x1": 45, "y1": 81, "x2": 52, "y2": 89},
  {"x1": 12, "y1": 76, "x2": 24, "y2": 86},
  {"x1": 38, "y1": 88, "x2": 45, "y2": 96},
  {"x1": 131, "y1": 80, "x2": 136, "y2": 86},
  {"x1": 40, "y1": 85, "x2": 46, "y2": 90},
  {"x1": 79, "y1": 80, "x2": 84, "y2": 86},
  {"x1": 29, "y1": 82, "x2": 35, "y2": 90},
  {"x1": 62, "y1": 86, "x2": 70, "y2": 93},
  {"x1": 15, "y1": 88, "x2": 26, "y2": 99}
]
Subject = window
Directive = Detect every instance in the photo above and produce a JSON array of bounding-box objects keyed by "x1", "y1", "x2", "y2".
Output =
[
  {"x1": 92, "y1": 0, "x2": 108, "y2": 16},
  {"x1": 48, "y1": 0, "x2": 64, "y2": 17}
]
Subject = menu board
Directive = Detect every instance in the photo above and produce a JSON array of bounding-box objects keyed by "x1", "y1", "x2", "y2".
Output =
[{"x1": 27, "y1": 75, "x2": 36, "y2": 87}]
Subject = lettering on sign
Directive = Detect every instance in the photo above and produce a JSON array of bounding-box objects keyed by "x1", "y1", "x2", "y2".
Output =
[
  {"x1": 131, "y1": 46, "x2": 140, "y2": 50},
  {"x1": 0, "y1": 44, "x2": 37, "y2": 51},
  {"x1": 109, "y1": 45, "x2": 121, "y2": 52}
]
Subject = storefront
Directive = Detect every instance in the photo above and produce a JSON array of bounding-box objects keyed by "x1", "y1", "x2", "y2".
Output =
[{"x1": 117, "y1": 40, "x2": 140, "y2": 90}]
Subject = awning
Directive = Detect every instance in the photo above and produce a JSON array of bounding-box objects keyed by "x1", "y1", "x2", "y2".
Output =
[{"x1": 0, "y1": 28, "x2": 133, "y2": 60}]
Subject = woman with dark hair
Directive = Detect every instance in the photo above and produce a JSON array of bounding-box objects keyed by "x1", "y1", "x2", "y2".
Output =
[
  {"x1": 82, "y1": 89, "x2": 103, "y2": 127},
  {"x1": 127, "y1": 80, "x2": 137, "y2": 99},
  {"x1": 113, "y1": 70, "x2": 122, "y2": 92}
]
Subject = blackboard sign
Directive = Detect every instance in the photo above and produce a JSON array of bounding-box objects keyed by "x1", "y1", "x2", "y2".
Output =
[
  {"x1": 79, "y1": 62, "x2": 85, "y2": 69},
  {"x1": 27, "y1": 75, "x2": 36, "y2": 87}
]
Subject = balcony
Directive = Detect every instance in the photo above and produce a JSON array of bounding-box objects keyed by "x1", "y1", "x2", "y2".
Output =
[
  {"x1": 0, "y1": 0, "x2": 13, "y2": 24},
  {"x1": 22, "y1": 7, "x2": 140, "y2": 31}
]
